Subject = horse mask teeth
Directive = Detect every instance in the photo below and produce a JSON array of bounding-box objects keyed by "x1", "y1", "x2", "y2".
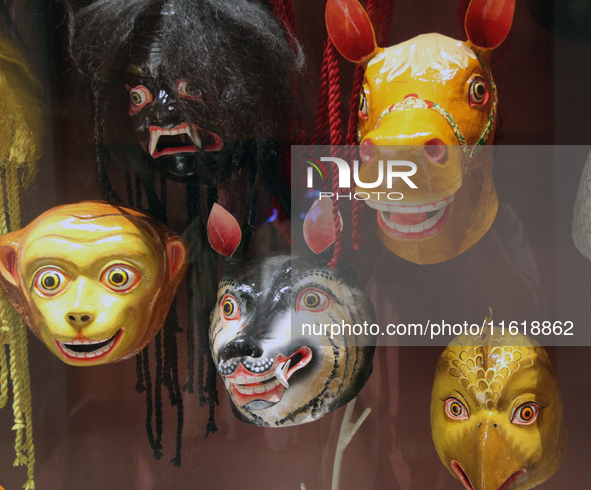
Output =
[
  {"x1": 326, "y1": 0, "x2": 516, "y2": 264},
  {"x1": 209, "y1": 255, "x2": 377, "y2": 427}
]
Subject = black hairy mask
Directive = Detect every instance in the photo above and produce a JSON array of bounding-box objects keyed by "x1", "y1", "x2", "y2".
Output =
[{"x1": 70, "y1": 0, "x2": 302, "y2": 185}]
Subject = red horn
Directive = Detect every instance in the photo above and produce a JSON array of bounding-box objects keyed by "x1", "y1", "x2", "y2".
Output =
[
  {"x1": 325, "y1": 0, "x2": 378, "y2": 63},
  {"x1": 303, "y1": 198, "x2": 343, "y2": 254},
  {"x1": 465, "y1": 0, "x2": 515, "y2": 50},
  {"x1": 207, "y1": 203, "x2": 241, "y2": 258}
]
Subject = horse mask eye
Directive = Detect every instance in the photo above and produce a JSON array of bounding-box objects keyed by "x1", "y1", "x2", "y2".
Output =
[{"x1": 469, "y1": 77, "x2": 490, "y2": 106}]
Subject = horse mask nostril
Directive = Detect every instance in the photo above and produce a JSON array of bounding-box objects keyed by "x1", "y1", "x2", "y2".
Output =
[{"x1": 424, "y1": 138, "x2": 447, "y2": 164}]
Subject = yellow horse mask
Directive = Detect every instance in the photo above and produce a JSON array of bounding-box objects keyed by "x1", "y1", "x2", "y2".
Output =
[{"x1": 326, "y1": 0, "x2": 515, "y2": 264}]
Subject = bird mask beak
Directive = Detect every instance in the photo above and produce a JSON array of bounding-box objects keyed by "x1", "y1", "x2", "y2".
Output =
[{"x1": 450, "y1": 417, "x2": 529, "y2": 490}]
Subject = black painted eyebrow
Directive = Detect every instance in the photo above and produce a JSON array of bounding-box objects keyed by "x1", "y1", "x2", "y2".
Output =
[
  {"x1": 293, "y1": 281, "x2": 341, "y2": 305},
  {"x1": 218, "y1": 287, "x2": 254, "y2": 306},
  {"x1": 454, "y1": 390, "x2": 471, "y2": 415}
]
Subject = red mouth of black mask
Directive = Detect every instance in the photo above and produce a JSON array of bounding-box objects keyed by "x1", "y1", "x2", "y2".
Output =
[{"x1": 147, "y1": 123, "x2": 223, "y2": 158}]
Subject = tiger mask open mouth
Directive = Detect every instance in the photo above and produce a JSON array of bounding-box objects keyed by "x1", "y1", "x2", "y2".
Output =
[{"x1": 219, "y1": 346, "x2": 313, "y2": 410}]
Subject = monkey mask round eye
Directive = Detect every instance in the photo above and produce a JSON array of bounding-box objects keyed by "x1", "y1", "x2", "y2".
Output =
[
  {"x1": 0, "y1": 202, "x2": 188, "y2": 366},
  {"x1": 430, "y1": 330, "x2": 566, "y2": 490},
  {"x1": 209, "y1": 255, "x2": 376, "y2": 427}
]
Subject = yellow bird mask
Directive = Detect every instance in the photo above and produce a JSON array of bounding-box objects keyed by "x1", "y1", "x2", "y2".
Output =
[{"x1": 431, "y1": 331, "x2": 566, "y2": 490}]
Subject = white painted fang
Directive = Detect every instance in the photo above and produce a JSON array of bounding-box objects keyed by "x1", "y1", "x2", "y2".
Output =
[
  {"x1": 149, "y1": 130, "x2": 158, "y2": 156},
  {"x1": 188, "y1": 127, "x2": 202, "y2": 149},
  {"x1": 275, "y1": 360, "x2": 290, "y2": 388}
]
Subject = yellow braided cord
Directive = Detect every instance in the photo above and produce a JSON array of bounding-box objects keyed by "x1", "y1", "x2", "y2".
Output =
[
  {"x1": 8, "y1": 303, "x2": 26, "y2": 466},
  {"x1": 0, "y1": 317, "x2": 8, "y2": 409},
  {"x1": 0, "y1": 175, "x2": 10, "y2": 410},
  {"x1": 0, "y1": 169, "x2": 35, "y2": 487},
  {"x1": 1, "y1": 36, "x2": 40, "y2": 489},
  {"x1": 0, "y1": 174, "x2": 8, "y2": 235},
  {"x1": 8, "y1": 170, "x2": 35, "y2": 487},
  {"x1": 7, "y1": 166, "x2": 22, "y2": 229},
  {"x1": 0, "y1": 179, "x2": 25, "y2": 456},
  {"x1": 12, "y1": 308, "x2": 34, "y2": 488}
]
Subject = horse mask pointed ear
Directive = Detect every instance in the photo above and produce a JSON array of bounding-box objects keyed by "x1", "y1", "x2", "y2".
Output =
[
  {"x1": 465, "y1": 0, "x2": 515, "y2": 55},
  {"x1": 325, "y1": 0, "x2": 379, "y2": 63}
]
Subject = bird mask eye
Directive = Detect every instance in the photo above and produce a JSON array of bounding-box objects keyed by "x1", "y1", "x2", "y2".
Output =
[
  {"x1": 445, "y1": 397, "x2": 469, "y2": 421},
  {"x1": 512, "y1": 402, "x2": 540, "y2": 426}
]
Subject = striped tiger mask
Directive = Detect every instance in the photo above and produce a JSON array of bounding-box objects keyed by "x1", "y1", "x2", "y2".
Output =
[{"x1": 209, "y1": 255, "x2": 376, "y2": 427}]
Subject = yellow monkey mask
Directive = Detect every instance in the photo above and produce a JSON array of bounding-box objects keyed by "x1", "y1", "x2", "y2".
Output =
[{"x1": 0, "y1": 201, "x2": 188, "y2": 366}]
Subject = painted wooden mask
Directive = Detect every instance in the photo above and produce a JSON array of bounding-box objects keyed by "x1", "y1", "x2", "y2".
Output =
[
  {"x1": 572, "y1": 150, "x2": 591, "y2": 260},
  {"x1": 0, "y1": 202, "x2": 188, "y2": 365},
  {"x1": 209, "y1": 255, "x2": 376, "y2": 427},
  {"x1": 326, "y1": 0, "x2": 515, "y2": 264},
  {"x1": 431, "y1": 332, "x2": 566, "y2": 490},
  {"x1": 71, "y1": 0, "x2": 300, "y2": 185}
]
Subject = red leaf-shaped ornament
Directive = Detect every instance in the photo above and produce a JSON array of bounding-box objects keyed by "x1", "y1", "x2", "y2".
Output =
[
  {"x1": 207, "y1": 203, "x2": 241, "y2": 257},
  {"x1": 303, "y1": 198, "x2": 343, "y2": 254},
  {"x1": 465, "y1": 0, "x2": 515, "y2": 50},
  {"x1": 325, "y1": 0, "x2": 378, "y2": 63}
]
